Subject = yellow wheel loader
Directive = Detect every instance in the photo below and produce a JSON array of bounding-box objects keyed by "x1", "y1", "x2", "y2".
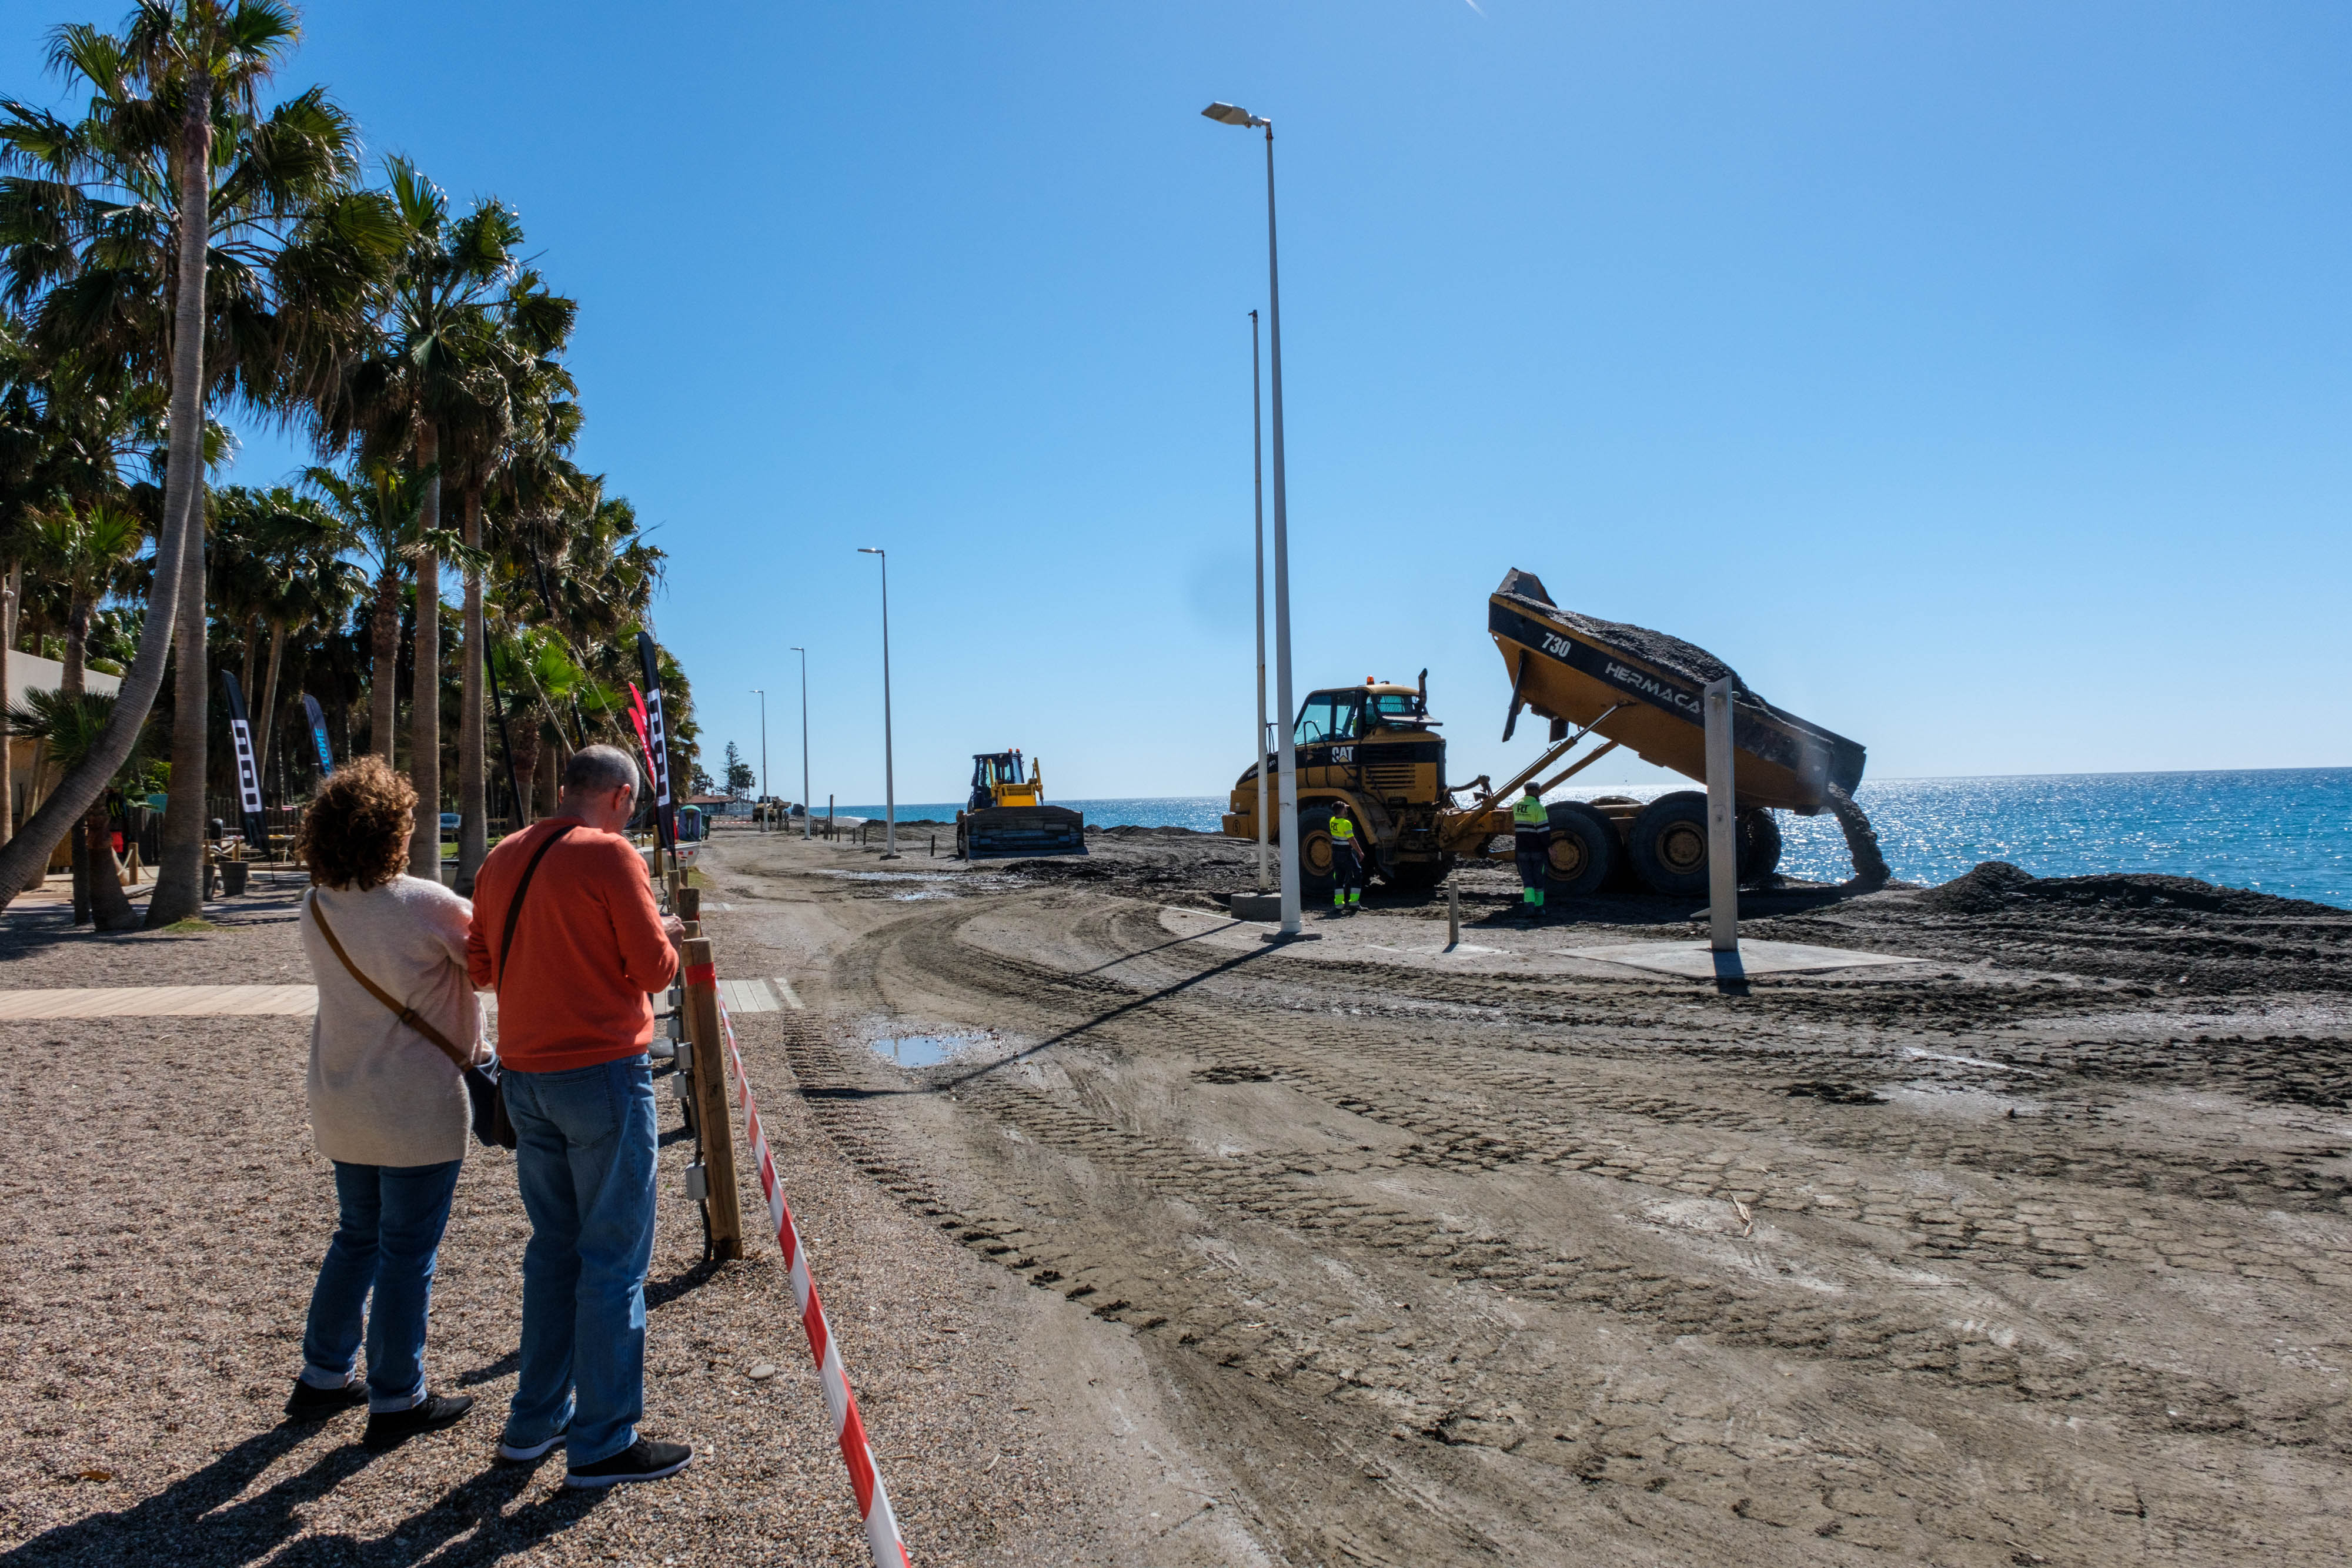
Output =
[
  {"x1": 1221, "y1": 569, "x2": 1885, "y2": 898},
  {"x1": 956, "y1": 750, "x2": 1086, "y2": 859}
]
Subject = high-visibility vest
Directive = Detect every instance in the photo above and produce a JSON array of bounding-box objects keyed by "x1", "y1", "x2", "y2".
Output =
[
  {"x1": 1512, "y1": 795, "x2": 1549, "y2": 830},
  {"x1": 1329, "y1": 814, "x2": 1357, "y2": 845}
]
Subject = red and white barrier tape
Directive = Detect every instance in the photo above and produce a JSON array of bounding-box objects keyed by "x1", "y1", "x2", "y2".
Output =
[{"x1": 713, "y1": 991, "x2": 911, "y2": 1568}]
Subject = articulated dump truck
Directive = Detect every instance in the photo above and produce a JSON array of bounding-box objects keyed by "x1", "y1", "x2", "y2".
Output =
[{"x1": 1221, "y1": 567, "x2": 1889, "y2": 897}]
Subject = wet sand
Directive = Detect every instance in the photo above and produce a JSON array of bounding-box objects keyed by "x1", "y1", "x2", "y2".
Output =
[{"x1": 699, "y1": 824, "x2": 2352, "y2": 1566}]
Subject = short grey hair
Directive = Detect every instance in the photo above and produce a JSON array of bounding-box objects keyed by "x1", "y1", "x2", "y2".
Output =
[{"x1": 561, "y1": 744, "x2": 641, "y2": 796}]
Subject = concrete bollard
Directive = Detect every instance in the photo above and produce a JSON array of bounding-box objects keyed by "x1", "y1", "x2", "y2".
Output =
[{"x1": 679, "y1": 937, "x2": 744, "y2": 1259}]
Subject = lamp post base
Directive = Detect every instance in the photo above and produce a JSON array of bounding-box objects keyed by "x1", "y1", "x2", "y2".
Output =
[{"x1": 1259, "y1": 929, "x2": 1322, "y2": 945}]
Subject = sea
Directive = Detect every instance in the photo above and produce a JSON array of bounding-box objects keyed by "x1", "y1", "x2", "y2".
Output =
[{"x1": 826, "y1": 767, "x2": 2352, "y2": 910}]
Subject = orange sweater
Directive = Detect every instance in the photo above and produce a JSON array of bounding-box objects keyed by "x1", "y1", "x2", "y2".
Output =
[{"x1": 466, "y1": 818, "x2": 680, "y2": 1072}]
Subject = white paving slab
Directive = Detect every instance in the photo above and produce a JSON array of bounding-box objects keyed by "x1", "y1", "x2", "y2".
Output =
[{"x1": 1566, "y1": 940, "x2": 1923, "y2": 980}]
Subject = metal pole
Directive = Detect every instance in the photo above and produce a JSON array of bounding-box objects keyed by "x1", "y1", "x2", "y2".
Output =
[
  {"x1": 1705, "y1": 677, "x2": 1738, "y2": 954},
  {"x1": 863, "y1": 549, "x2": 898, "y2": 859},
  {"x1": 1265, "y1": 123, "x2": 1301, "y2": 936},
  {"x1": 751, "y1": 688, "x2": 767, "y2": 830},
  {"x1": 1251, "y1": 309, "x2": 1269, "y2": 894},
  {"x1": 793, "y1": 647, "x2": 810, "y2": 840}
]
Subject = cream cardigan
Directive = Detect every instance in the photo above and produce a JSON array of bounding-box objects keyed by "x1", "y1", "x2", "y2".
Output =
[{"x1": 300, "y1": 876, "x2": 483, "y2": 1168}]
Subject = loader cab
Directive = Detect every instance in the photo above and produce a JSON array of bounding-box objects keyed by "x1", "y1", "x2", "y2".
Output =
[{"x1": 969, "y1": 750, "x2": 1036, "y2": 812}]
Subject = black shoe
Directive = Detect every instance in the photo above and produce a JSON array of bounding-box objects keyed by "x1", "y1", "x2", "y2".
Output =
[
  {"x1": 362, "y1": 1392, "x2": 475, "y2": 1451},
  {"x1": 285, "y1": 1378, "x2": 367, "y2": 1421},
  {"x1": 496, "y1": 1419, "x2": 569, "y2": 1463},
  {"x1": 565, "y1": 1437, "x2": 694, "y2": 1489}
]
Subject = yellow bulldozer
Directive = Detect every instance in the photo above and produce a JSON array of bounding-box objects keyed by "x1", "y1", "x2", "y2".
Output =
[
  {"x1": 1221, "y1": 568, "x2": 1883, "y2": 897},
  {"x1": 956, "y1": 749, "x2": 1086, "y2": 859}
]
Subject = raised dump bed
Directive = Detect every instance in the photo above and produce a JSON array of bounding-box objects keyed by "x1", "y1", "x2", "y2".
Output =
[
  {"x1": 1487, "y1": 568, "x2": 1889, "y2": 886},
  {"x1": 1488, "y1": 568, "x2": 1866, "y2": 814}
]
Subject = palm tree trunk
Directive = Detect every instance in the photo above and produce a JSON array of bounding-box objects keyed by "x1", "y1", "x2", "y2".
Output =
[
  {"x1": 145, "y1": 473, "x2": 210, "y2": 927},
  {"x1": 63, "y1": 596, "x2": 91, "y2": 696},
  {"x1": 1, "y1": 560, "x2": 16, "y2": 859},
  {"x1": 456, "y1": 483, "x2": 487, "y2": 891},
  {"x1": 407, "y1": 421, "x2": 443, "y2": 880},
  {"x1": 90, "y1": 814, "x2": 136, "y2": 929},
  {"x1": 69, "y1": 809, "x2": 91, "y2": 925},
  {"x1": 239, "y1": 617, "x2": 258, "y2": 713},
  {"x1": 87, "y1": 801, "x2": 136, "y2": 931},
  {"x1": 7, "y1": 78, "x2": 213, "y2": 917},
  {"x1": 256, "y1": 621, "x2": 285, "y2": 781},
  {"x1": 369, "y1": 564, "x2": 399, "y2": 761},
  {"x1": 510, "y1": 716, "x2": 541, "y2": 828}
]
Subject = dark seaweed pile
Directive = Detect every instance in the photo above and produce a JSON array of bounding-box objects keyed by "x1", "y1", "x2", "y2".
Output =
[{"x1": 1922, "y1": 861, "x2": 2343, "y2": 920}]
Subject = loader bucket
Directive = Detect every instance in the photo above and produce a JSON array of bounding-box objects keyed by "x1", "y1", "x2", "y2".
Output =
[{"x1": 960, "y1": 805, "x2": 1087, "y2": 859}]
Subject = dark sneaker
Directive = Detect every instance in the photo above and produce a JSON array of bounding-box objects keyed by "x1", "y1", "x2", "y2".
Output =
[
  {"x1": 362, "y1": 1392, "x2": 475, "y2": 1451},
  {"x1": 285, "y1": 1378, "x2": 367, "y2": 1421},
  {"x1": 565, "y1": 1438, "x2": 694, "y2": 1489},
  {"x1": 496, "y1": 1420, "x2": 569, "y2": 1463}
]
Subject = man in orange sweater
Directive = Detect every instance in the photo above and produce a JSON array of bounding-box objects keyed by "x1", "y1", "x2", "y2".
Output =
[{"x1": 467, "y1": 744, "x2": 687, "y2": 1487}]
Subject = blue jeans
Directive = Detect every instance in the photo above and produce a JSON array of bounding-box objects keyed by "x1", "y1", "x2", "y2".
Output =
[
  {"x1": 501, "y1": 1054, "x2": 657, "y2": 1466},
  {"x1": 300, "y1": 1159, "x2": 463, "y2": 1412}
]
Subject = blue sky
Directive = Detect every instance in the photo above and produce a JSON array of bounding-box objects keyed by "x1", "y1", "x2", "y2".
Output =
[{"x1": 11, "y1": 2, "x2": 2350, "y2": 804}]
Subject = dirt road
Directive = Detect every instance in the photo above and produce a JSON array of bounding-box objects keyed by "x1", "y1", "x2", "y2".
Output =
[{"x1": 701, "y1": 826, "x2": 2352, "y2": 1566}]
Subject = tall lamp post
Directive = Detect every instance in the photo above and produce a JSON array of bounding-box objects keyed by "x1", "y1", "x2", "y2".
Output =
[
  {"x1": 1204, "y1": 101, "x2": 1301, "y2": 937},
  {"x1": 791, "y1": 646, "x2": 811, "y2": 840},
  {"x1": 750, "y1": 688, "x2": 768, "y2": 830},
  {"x1": 1249, "y1": 309, "x2": 1269, "y2": 894},
  {"x1": 856, "y1": 547, "x2": 898, "y2": 859}
]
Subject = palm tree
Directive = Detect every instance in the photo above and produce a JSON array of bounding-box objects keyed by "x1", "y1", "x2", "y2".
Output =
[
  {"x1": 447, "y1": 269, "x2": 575, "y2": 887},
  {"x1": 25, "y1": 499, "x2": 143, "y2": 695},
  {"x1": 248, "y1": 487, "x2": 355, "y2": 780},
  {"x1": 300, "y1": 459, "x2": 433, "y2": 763},
  {"x1": 7, "y1": 687, "x2": 141, "y2": 930},
  {"x1": 315, "y1": 157, "x2": 523, "y2": 879},
  {"x1": 0, "y1": 0, "x2": 390, "y2": 920}
]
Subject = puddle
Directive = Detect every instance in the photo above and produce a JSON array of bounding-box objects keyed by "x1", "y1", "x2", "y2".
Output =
[
  {"x1": 814, "y1": 870, "x2": 956, "y2": 884},
  {"x1": 871, "y1": 1031, "x2": 992, "y2": 1066}
]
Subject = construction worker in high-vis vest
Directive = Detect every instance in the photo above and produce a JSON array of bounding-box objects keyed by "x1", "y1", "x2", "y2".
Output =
[
  {"x1": 1328, "y1": 807, "x2": 1367, "y2": 914},
  {"x1": 1512, "y1": 784, "x2": 1550, "y2": 920}
]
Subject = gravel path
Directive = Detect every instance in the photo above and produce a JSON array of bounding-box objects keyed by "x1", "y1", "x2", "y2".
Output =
[{"x1": 0, "y1": 875, "x2": 1155, "y2": 1566}]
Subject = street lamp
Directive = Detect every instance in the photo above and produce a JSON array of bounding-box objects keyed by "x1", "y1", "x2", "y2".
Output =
[
  {"x1": 1249, "y1": 309, "x2": 1269, "y2": 895},
  {"x1": 1203, "y1": 100, "x2": 1302, "y2": 937},
  {"x1": 856, "y1": 547, "x2": 898, "y2": 860},
  {"x1": 790, "y1": 647, "x2": 811, "y2": 840},
  {"x1": 750, "y1": 688, "x2": 767, "y2": 830}
]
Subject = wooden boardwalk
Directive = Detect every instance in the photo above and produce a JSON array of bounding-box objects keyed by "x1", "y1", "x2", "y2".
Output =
[
  {"x1": 0, "y1": 977, "x2": 806, "y2": 1020},
  {"x1": 0, "y1": 984, "x2": 321, "y2": 1019}
]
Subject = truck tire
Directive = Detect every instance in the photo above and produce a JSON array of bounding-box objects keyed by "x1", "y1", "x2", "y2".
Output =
[
  {"x1": 1543, "y1": 803, "x2": 1616, "y2": 897},
  {"x1": 1294, "y1": 805, "x2": 1339, "y2": 895},
  {"x1": 1628, "y1": 790, "x2": 1712, "y2": 896},
  {"x1": 1738, "y1": 808, "x2": 1782, "y2": 884}
]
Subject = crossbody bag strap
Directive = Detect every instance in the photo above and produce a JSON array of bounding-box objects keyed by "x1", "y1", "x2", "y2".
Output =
[
  {"x1": 309, "y1": 890, "x2": 473, "y2": 1071},
  {"x1": 495, "y1": 822, "x2": 579, "y2": 994}
]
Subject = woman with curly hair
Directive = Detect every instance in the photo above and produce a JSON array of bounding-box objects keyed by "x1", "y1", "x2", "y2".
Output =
[{"x1": 284, "y1": 756, "x2": 482, "y2": 1450}]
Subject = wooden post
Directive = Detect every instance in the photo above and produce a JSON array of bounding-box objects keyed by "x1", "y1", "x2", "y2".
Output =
[
  {"x1": 676, "y1": 885, "x2": 700, "y2": 924},
  {"x1": 1447, "y1": 881, "x2": 1459, "y2": 948},
  {"x1": 679, "y1": 937, "x2": 744, "y2": 1259}
]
